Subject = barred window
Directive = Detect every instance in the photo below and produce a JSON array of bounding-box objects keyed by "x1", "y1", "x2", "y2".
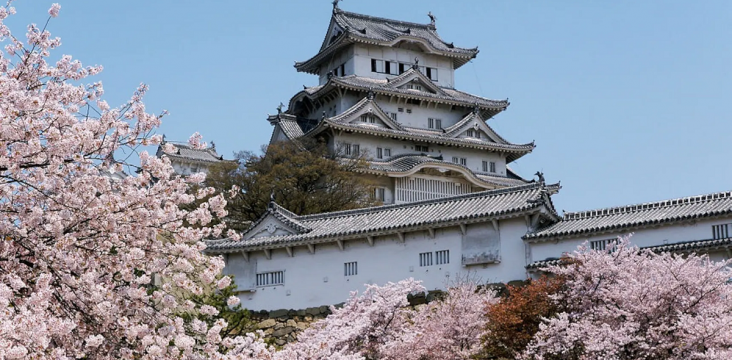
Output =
[
  {"x1": 713, "y1": 223, "x2": 731, "y2": 239},
  {"x1": 590, "y1": 239, "x2": 616, "y2": 251},
  {"x1": 384, "y1": 148, "x2": 391, "y2": 157},
  {"x1": 419, "y1": 252, "x2": 433, "y2": 267},
  {"x1": 490, "y1": 161, "x2": 496, "y2": 173},
  {"x1": 344, "y1": 262, "x2": 358, "y2": 276},
  {"x1": 256, "y1": 271, "x2": 284, "y2": 287},
  {"x1": 482, "y1": 160, "x2": 488, "y2": 172},
  {"x1": 377, "y1": 147, "x2": 383, "y2": 159},
  {"x1": 436, "y1": 250, "x2": 450, "y2": 265}
]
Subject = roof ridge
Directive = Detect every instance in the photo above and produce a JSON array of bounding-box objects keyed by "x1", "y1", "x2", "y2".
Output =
[
  {"x1": 296, "y1": 182, "x2": 546, "y2": 221},
  {"x1": 337, "y1": 9, "x2": 434, "y2": 31},
  {"x1": 564, "y1": 190, "x2": 732, "y2": 221}
]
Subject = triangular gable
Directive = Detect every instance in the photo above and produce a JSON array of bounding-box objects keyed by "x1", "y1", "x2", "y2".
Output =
[
  {"x1": 246, "y1": 215, "x2": 299, "y2": 240},
  {"x1": 319, "y1": 14, "x2": 345, "y2": 52},
  {"x1": 443, "y1": 112, "x2": 508, "y2": 144},
  {"x1": 386, "y1": 68, "x2": 447, "y2": 97},
  {"x1": 242, "y1": 202, "x2": 310, "y2": 240},
  {"x1": 329, "y1": 97, "x2": 406, "y2": 131}
]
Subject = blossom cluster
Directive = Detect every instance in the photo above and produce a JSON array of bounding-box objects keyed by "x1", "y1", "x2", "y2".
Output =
[{"x1": 0, "y1": 3, "x2": 261, "y2": 358}]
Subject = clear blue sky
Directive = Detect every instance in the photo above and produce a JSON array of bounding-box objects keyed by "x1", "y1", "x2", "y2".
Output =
[{"x1": 9, "y1": 1, "x2": 731, "y2": 214}]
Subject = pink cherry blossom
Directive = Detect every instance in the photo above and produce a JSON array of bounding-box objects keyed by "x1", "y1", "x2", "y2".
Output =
[
  {"x1": 0, "y1": 4, "x2": 268, "y2": 359},
  {"x1": 48, "y1": 3, "x2": 60, "y2": 17},
  {"x1": 523, "y1": 236, "x2": 732, "y2": 360}
]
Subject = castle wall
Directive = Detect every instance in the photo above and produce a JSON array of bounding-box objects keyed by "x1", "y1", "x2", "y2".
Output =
[
  {"x1": 226, "y1": 217, "x2": 531, "y2": 311},
  {"x1": 528, "y1": 217, "x2": 732, "y2": 264}
]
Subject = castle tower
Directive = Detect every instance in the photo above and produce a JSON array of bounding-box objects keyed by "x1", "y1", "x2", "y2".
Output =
[{"x1": 268, "y1": 3, "x2": 535, "y2": 204}]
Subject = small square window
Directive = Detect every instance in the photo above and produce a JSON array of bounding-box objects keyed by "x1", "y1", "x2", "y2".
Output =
[
  {"x1": 344, "y1": 262, "x2": 358, "y2": 276},
  {"x1": 419, "y1": 252, "x2": 433, "y2": 267},
  {"x1": 406, "y1": 108, "x2": 413, "y2": 114}
]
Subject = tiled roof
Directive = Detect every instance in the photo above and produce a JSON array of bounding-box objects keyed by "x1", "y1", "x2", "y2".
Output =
[
  {"x1": 525, "y1": 190, "x2": 732, "y2": 241},
  {"x1": 645, "y1": 237, "x2": 732, "y2": 253},
  {"x1": 287, "y1": 70, "x2": 508, "y2": 120},
  {"x1": 205, "y1": 182, "x2": 560, "y2": 253},
  {"x1": 526, "y1": 237, "x2": 732, "y2": 269},
  {"x1": 245, "y1": 202, "x2": 312, "y2": 235},
  {"x1": 366, "y1": 154, "x2": 529, "y2": 188},
  {"x1": 334, "y1": 72, "x2": 508, "y2": 110},
  {"x1": 296, "y1": 8, "x2": 478, "y2": 74},
  {"x1": 157, "y1": 142, "x2": 224, "y2": 163},
  {"x1": 308, "y1": 97, "x2": 533, "y2": 162}
]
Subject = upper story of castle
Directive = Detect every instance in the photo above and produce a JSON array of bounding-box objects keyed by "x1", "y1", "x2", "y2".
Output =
[{"x1": 295, "y1": 1, "x2": 479, "y2": 89}]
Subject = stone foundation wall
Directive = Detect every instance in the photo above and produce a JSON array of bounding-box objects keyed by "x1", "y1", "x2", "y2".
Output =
[{"x1": 251, "y1": 306, "x2": 333, "y2": 346}]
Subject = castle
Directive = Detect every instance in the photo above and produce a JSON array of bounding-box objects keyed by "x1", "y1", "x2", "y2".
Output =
[{"x1": 162, "y1": 4, "x2": 732, "y2": 311}]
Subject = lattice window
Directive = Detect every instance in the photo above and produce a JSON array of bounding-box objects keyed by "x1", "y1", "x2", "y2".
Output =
[
  {"x1": 343, "y1": 143, "x2": 352, "y2": 156},
  {"x1": 419, "y1": 252, "x2": 433, "y2": 267},
  {"x1": 376, "y1": 147, "x2": 383, "y2": 159},
  {"x1": 590, "y1": 239, "x2": 616, "y2": 251},
  {"x1": 713, "y1": 223, "x2": 731, "y2": 239},
  {"x1": 373, "y1": 188, "x2": 385, "y2": 202},
  {"x1": 490, "y1": 161, "x2": 496, "y2": 173},
  {"x1": 436, "y1": 250, "x2": 450, "y2": 265},
  {"x1": 256, "y1": 271, "x2": 284, "y2": 287},
  {"x1": 344, "y1": 262, "x2": 358, "y2": 276},
  {"x1": 395, "y1": 177, "x2": 472, "y2": 203}
]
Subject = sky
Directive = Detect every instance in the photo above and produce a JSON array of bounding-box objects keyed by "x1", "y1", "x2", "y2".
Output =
[{"x1": 7, "y1": 0, "x2": 731, "y2": 214}]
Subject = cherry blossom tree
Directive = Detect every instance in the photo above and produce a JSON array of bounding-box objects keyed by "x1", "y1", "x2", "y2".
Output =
[
  {"x1": 523, "y1": 237, "x2": 732, "y2": 360},
  {"x1": 279, "y1": 278, "x2": 424, "y2": 360},
  {"x1": 381, "y1": 279, "x2": 497, "y2": 360},
  {"x1": 0, "y1": 3, "x2": 273, "y2": 358}
]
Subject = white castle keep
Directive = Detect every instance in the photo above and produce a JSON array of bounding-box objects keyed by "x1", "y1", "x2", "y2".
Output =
[{"x1": 165, "y1": 4, "x2": 732, "y2": 311}]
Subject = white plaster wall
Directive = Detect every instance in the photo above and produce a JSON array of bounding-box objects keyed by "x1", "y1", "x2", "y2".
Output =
[
  {"x1": 227, "y1": 218, "x2": 532, "y2": 311},
  {"x1": 352, "y1": 44, "x2": 455, "y2": 88},
  {"x1": 529, "y1": 217, "x2": 732, "y2": 263},
  {"x1": 332, "y1": 132, "x2": 508, "y2": 176},
  {"x1": 318, "y1": 45, "x2": 356, "y2": 84},
  {"x1": 372, "y1": 94, "x2": 469, "y2": 129}
]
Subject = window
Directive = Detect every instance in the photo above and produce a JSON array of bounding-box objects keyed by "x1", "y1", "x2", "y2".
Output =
[
  {"x1": 389, "y1": 112, "x2": 397, "y2": 121},
  {"x1": 344, "y1": 143, "x2": 352, "y2": 156},
  {"x1": 415, "y1": 145, "x2": 429, "y2": 152},
  {"x1": 452, "y1": 156, "x2": 459, "y2": 164},
  {"x1": 360, "y1": 114, "x2": 368, "y2": 122},
  {"x1": 344, "y1": 262, "x2": 358, "y2": 276},
  {"x1": 406, "y1": 108, "x2": 412, "y2": 114},
  {"x1": 377, "y1": 147, "x2": 383, "y2": 159},
  {"x1": 482, "y1": 160, "x2": 488, "y2": 172},
  {"x1": 460, "y1": 158, "x2": 467, "y2": 166},
  {"x1": 373, "y1": 188, "x2": 385, "y2": 202},
  {"x1": 386, "y1": 61, "x2": 398, "y2": 75},
  {"x1": 371, "y1": 59, "x2": 385, "y2": 73},
  {"x1": 590, "y1": 239, "x2": 616, "y2": 251},
  {"x1": 340, "y1": 63, "x2": 345, "y2": 76},
  {"x1": 489, "y1": 161, "x2": 496, "y2": 173},
  {"x1": 369, "y1": 116, "x2": 376, "y2": 124},
  {"x1": 406, "y1": 84, "x2": 423, "y2": 91},
  {"x1": 713, "y1": 223, "x2": 731, "y2": 239},
  {"x1": 428, "y1": 118, "x2": 434, "y2": 129},
  {"x1": 436, "y1": 250, "x2": 449, "y2": 265},
  {"x1": 352, "y1": 144, "x2": 360, "y2": 156},
  {"x1": 466, "y1": 129, "x2": 474, "y2": 137},
  {"x1": 256, "y1": 271, "x2": 284, "y2": 287},
  {"x1": 435, "y1": 119, "x2": 442, "y2": 129},
  {"x1": 426, "y1": 67, "x2": 438, "y2": 81},
  {"x1": 384, "y1": 148, "x2": 391, "y2": 157},
  {"x1": 398, "y1": 107, "x2": 404, "y2": 113},
  {"x1": 419, "y1": 252, "x2": 433, "y2": 267},
  {"x1": 398, "y1": 63, "x2": 406, "y2": 74}
]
